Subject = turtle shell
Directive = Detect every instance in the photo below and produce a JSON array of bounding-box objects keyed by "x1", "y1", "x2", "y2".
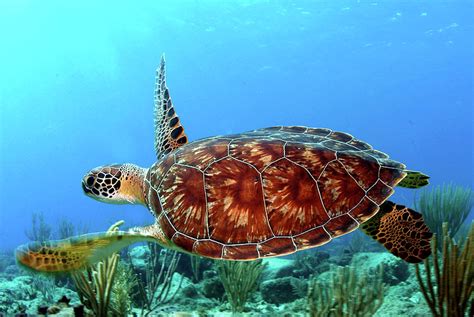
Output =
[{"x1": 144, "y1": 126, "x2": 407, "y2": 260}]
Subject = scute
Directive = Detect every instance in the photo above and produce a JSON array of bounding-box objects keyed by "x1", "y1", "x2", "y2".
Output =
[
  {"x1": 349, "y1": 197, "x2": 380, "y2": 223},
  {"x1": 258, "y1": 237, "x2": 296, "y2": 257},
  {"x1": 159, "y1": 164, "x2": 208, "y2": 239},
  {"x1": 306, "y1": 127, "x2": 331, "y2": 136},
  {"x1": 348, "y1": 139, "x2": 372, "y2": 150},
  {"x1": 223, "y1": 244, "x2": 259, "y2": 260},
  {"x1": 148, "y1": 155, "x2": 174, "y2": 189},
  {"x1": 325, "y1": 214, "x2": 359, "y2": 236},
  {"x1": 328, "y1": 131, "x2": 353, "y2": 142},
  {"x1": 158, "y1": 214, "x2": 176, "y2": 239},
  {"x1": 280, "y1": 126, "x2": 308, "y2": 133},
  {"x1": 294, "y1": 226, "x2": 331, "y2": 250},
  {"x1": 318, "y1": 161, "x2": 365, "y2": 217},
  {"x1": 367, "y1": 180, "x2": 395, "y2": 205},
  {"x1": 205, "y1": 157, "x2": 272, "y2": 244},
  {"x1": 263, "y1": 158, "x2": 329, "y2": 235},
  {"x1": 380, "y1": 167, "x2": 406, "y2": 187},
  {"x1": 194, "y1": 240, "x2": 223, "y2": 258},
  {"x1": 172, "y1": 233, "x2": 195, "y2": 253},
  {"x1": 322, "y1": 140, "x2": 359, "y2": 152},
  {"x1": 175, "y1": 138, "x2": 229, "y2": 170},
  {"x1": 147, "y1": 126, "x2": 407, "y2": 260},
  {"x1": 285, "y1": 142, "x2": 336, "y2": 177},
  {"x1": 229, "y1": 138, "x2": 284, "y2": 172},
  {"x1": 337, "y1": 151, "x2": 379, "y2": 190}
]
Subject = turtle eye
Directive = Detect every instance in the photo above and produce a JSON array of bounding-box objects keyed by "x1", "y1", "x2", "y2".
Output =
[
  {"x1": 86, "y1": 176, "x2": 95, "y2": 186},
  {"x1": 82, "y1": 182, "x2": 91, "y2": 194}
]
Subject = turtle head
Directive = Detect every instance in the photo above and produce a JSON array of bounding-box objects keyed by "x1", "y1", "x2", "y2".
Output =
[{"x1": 82, "y1": 163, "x2": 147, "y2": 205}]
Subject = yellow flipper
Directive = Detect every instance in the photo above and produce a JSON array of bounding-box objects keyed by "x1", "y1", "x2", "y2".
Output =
[
  {"x1": 15, "y1": 229, "x2": 152, "y2": 273},
  {"x1": 398, "y1": 170, "x2": 430, "y2": 188}
]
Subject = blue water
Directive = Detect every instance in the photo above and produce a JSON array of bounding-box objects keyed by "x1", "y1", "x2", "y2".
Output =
[{"x1": 0, "y1": 0, "x2": 472, "y2": 251}]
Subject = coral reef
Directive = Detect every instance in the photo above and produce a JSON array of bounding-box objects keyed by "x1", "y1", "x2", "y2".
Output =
[
  {"x1": 1, "y1": 245, "x2": 440, "y2": 316},
  {"x1": 5, "y1": 197, "x2": 473, "y2": 316},
  {"x1": 307, "y1": 264, "x2": 385, "y2": 317},
  {"x1": 0, "y1": 274, "x2": 80, "y2": 315},
  {"x1": 261, "y1": 276, "x2": 307, "y2": 304},
  {"x1": 351, "y1": 252, "x2": 409, "y2": 286},
  {"x1": 201, "y1": 273, "x2": 225, "y2": 300}
]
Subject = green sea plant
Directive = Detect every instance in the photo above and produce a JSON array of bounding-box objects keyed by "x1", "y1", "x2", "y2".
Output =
[
  {"x1": 190, "y1": 254, "x2": 203, "y2": 282},
  {"x1": 290, "y1": 276, "x2": 309, "y2": 298},
  {"x1": 414, "y1": 184, "x2": 473, "y2": 248},
  {"x1": 31, "y1": 275, "x2": 56, "y2": 304},
  {"x1": 57, "y1": 217, "x2": 90, "y2": 240},
  {"x1": 111, "y1": 262, "x2": 138, "y2": 316},
  {"x1": 132, "y1": 242, "x2": 182, "y2": 317},
  {"x1": 307, "y1": 264, "x2": 385, "y2": 317},
  {"x1": 0, "y1": 250, "x2": 13, "y2": 273},
  {"x1": 216, "y1": 259, "x2": 264, "y2": 313},
  {"x1": 25, "y1": 212, "x2": 52, "y2": 242},
  {"x1": 57, "y1": 218, "x2": 75, "y2": 240},
  {"x1": 71, "y1": 221, "x2": 123, "y2": 316},
  {"x1": 293, "y1": 250, "x2": 330, "y2": 277},
  {"x1": 415, "y1": 222, "x2": 473, "y2": 317}
]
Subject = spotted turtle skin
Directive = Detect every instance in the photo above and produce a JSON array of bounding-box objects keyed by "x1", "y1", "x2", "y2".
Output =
[{"x1": 143, "y1": 126, "x2": 407, "y2": 260}]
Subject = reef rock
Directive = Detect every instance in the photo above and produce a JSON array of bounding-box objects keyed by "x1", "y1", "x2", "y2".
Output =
[
  {"x1": 261, "y1": 276, "x2": 307, "y2": 304},
  {"x1": 350, "y1": 252, "x2": 410, "y2": 285}
]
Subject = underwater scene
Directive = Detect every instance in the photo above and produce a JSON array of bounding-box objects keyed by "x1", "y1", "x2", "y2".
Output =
[{"x1": 0, "y1": 1, "x2": 472, "y2": 316}]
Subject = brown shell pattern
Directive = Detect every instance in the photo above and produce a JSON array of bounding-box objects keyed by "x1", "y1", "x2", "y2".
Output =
[{"x1": 146, "y1": 126, "x2": 406, "y2": 260}]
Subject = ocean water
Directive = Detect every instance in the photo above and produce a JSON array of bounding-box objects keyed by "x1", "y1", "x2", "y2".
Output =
[{"x1": 0, "y1": 1, "x2": 472, "y2": 316}]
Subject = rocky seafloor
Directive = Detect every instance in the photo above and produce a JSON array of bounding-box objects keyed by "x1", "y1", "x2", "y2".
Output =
[{"x1": 0, "y1": 237, "x2": 432, "y2": 317}]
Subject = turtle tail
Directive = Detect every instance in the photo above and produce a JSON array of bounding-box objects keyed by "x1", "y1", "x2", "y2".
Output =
[
  {"x1": 15, "y1": 231, "x2": 152, "y2": 274},
  {"x1": 361, "y1": 201, "x2": 433, "y2": 263},
  {"x1": 398, "y1": 170, "x2": 429, "y2": 188}
]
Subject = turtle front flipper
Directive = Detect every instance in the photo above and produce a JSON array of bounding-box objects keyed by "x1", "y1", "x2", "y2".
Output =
[
  {"x1": 398, "y1": 170, "x2": 430, "y2": 188},
  {"x1": 154, "y1": 54, "x2": 188, "y2": 159},
  {"x1": 15, "y1": 230, "x2": 154, "y2": 274},
  {"x1": 361, "y1": 201, "x2": 433, "y2": 263}
]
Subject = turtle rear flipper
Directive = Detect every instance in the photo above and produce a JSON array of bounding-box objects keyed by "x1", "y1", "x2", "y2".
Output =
[
  {"x1": 398, "y1": 170, "x2": 429, "y2": 188},
  {"x1": 15, "y1": 231, "x2": 153, "y2": 273},
  {"x1": 361, "y1": 201, "x2": 432, "y2": 263}
]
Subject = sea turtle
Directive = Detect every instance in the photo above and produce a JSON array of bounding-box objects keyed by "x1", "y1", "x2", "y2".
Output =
[{"x1": 16, "y1": 56, "x2": 432, "y2": 273}]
